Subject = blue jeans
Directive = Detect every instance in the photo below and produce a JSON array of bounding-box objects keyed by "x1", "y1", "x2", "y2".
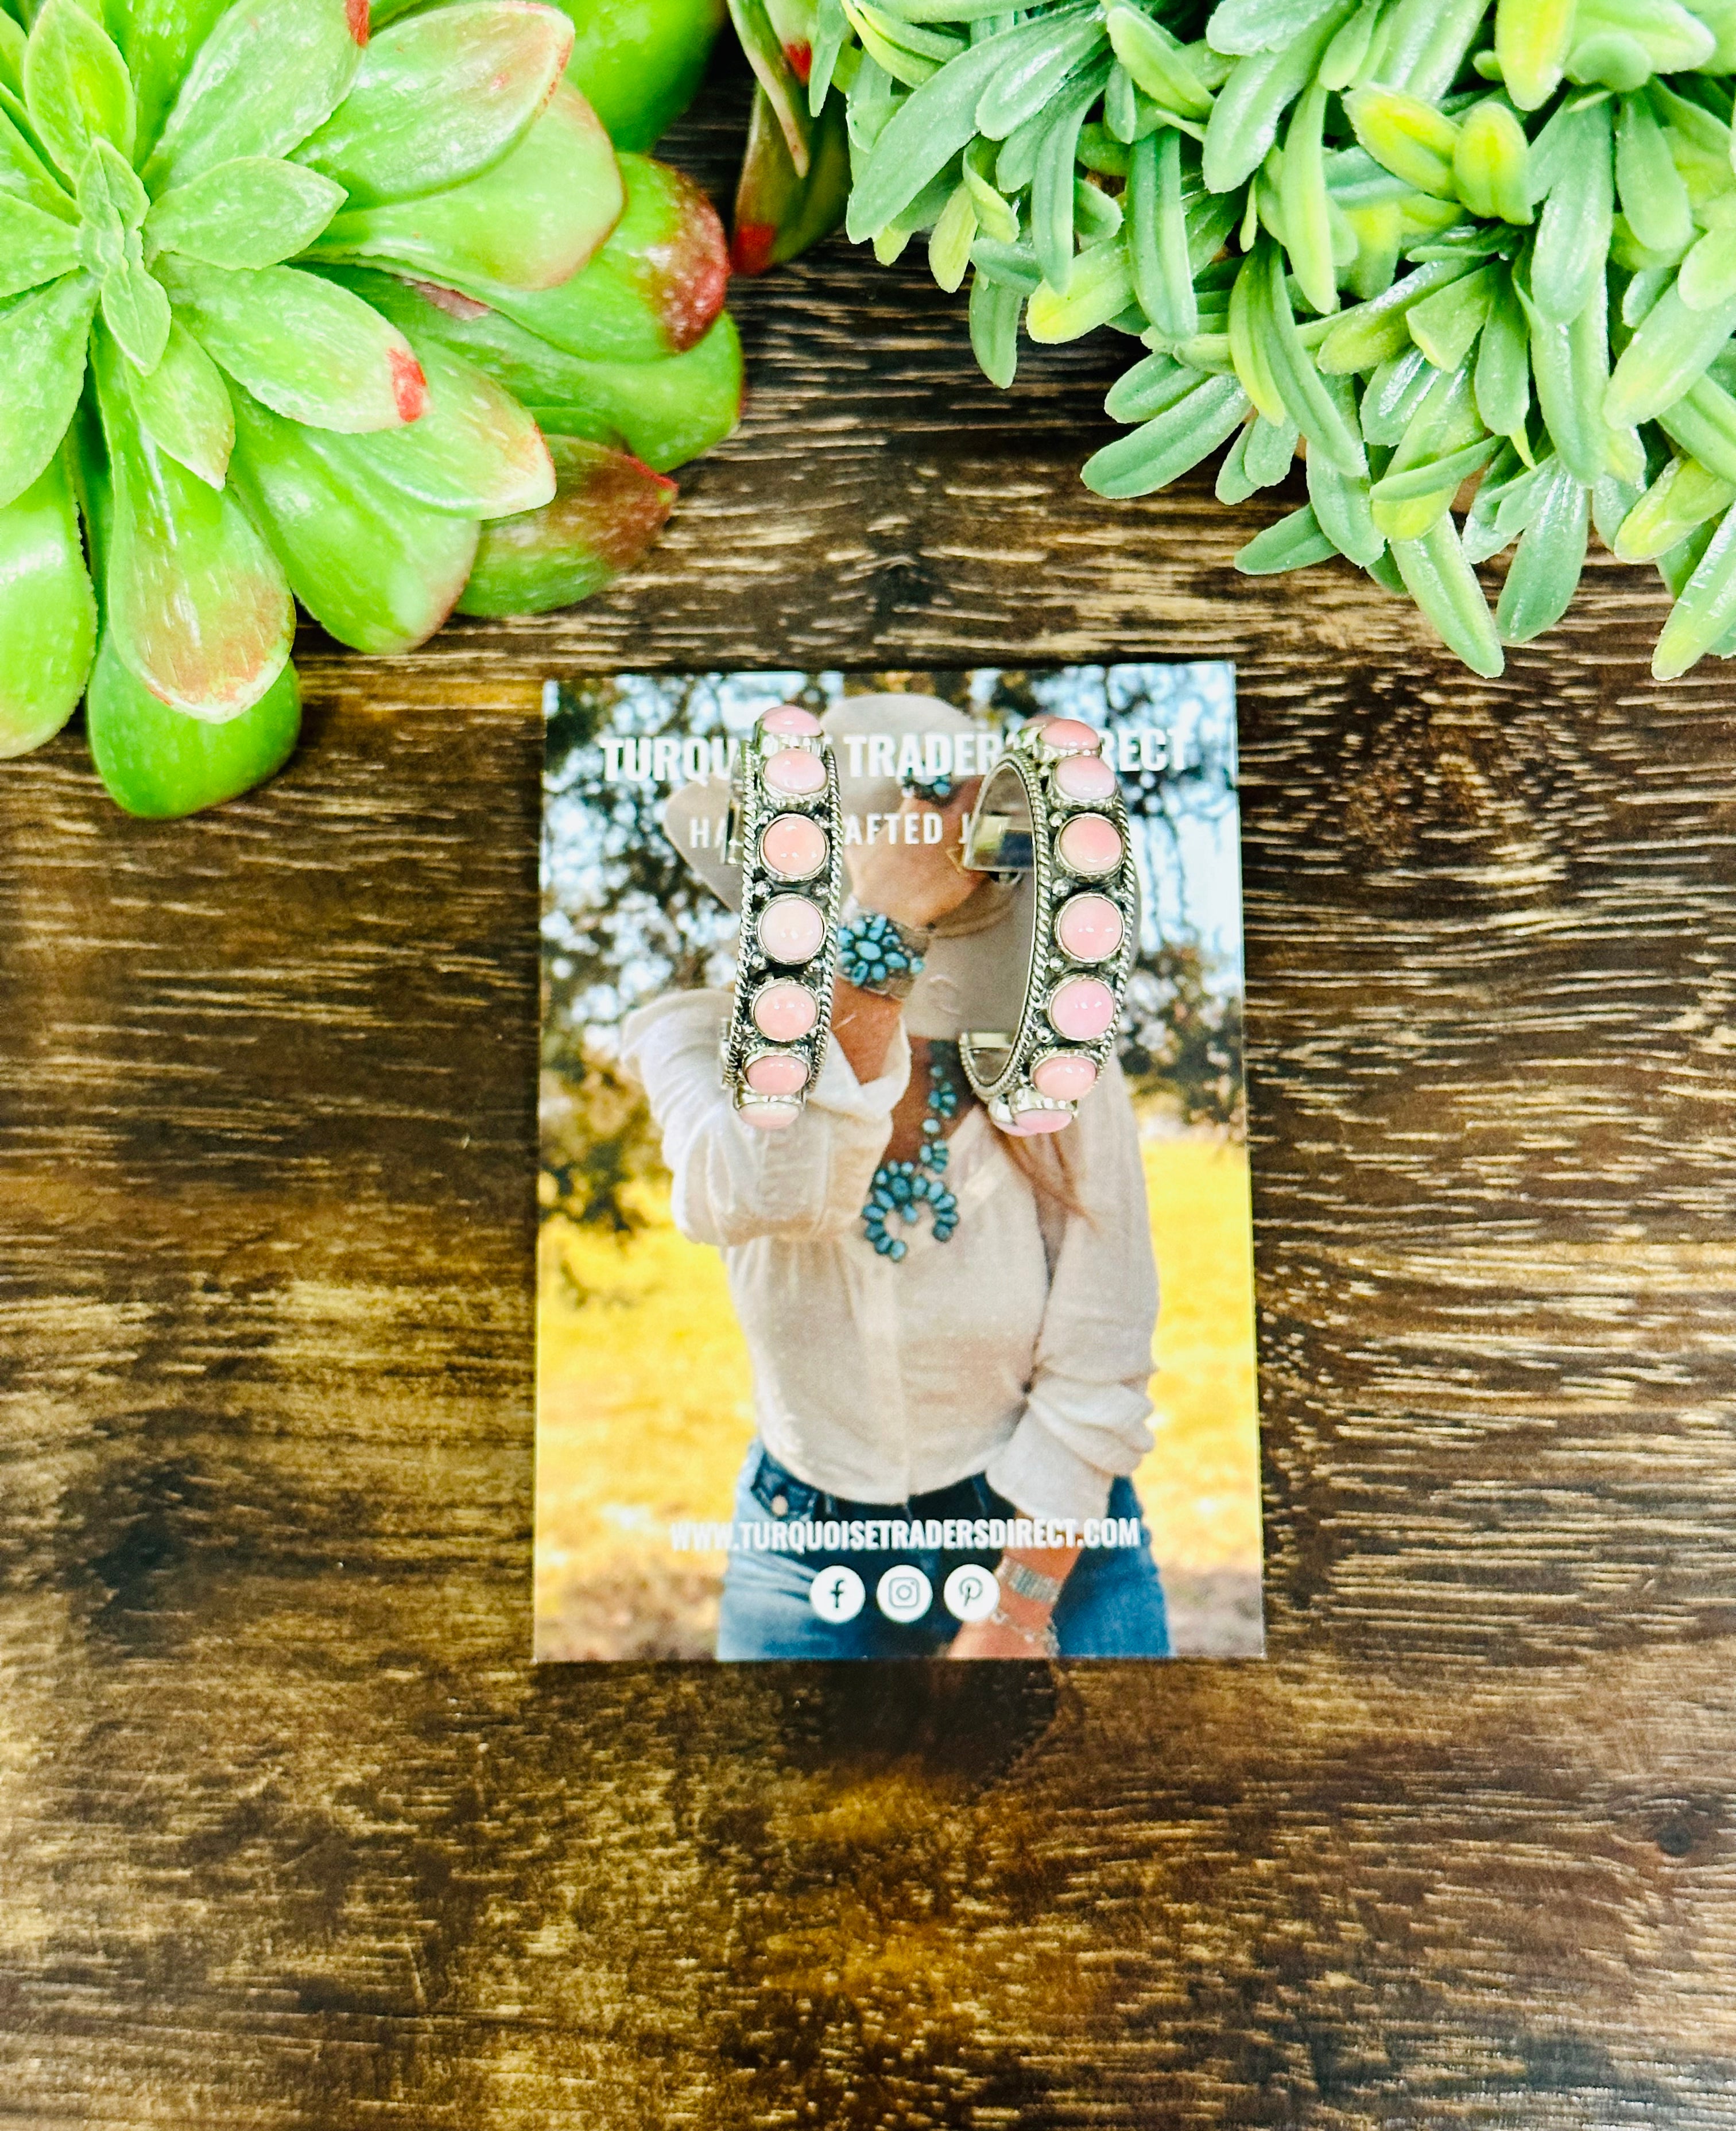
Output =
[{"x1": 715, "y1": 1442, "x2": 1169, "y2": 1660}]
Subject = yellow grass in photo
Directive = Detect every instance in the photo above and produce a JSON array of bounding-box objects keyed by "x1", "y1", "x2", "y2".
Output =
[{"x1": 535, "y1": 1132, "x2": 1261, "y2": 1655}]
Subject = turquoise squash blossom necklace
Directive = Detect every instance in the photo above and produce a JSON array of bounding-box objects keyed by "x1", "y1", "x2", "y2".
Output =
[{"x1": 861, "y1": 1043, "x2": 962, "y2": 1262}]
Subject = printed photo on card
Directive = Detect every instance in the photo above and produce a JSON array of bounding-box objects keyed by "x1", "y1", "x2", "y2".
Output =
[{"x1": 537, "y1": 665, "x2": 1262, "y2": 1661}]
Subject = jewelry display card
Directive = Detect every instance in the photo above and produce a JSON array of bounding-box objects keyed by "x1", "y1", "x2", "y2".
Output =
[{"x1": 537, "y1": 666, "x2": 1263, "y2": 1661}]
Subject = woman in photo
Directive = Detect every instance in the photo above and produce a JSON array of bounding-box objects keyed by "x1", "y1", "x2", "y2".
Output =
[{"x1": 619, "y1": 696, "x2": 1167, "y2": 1660}]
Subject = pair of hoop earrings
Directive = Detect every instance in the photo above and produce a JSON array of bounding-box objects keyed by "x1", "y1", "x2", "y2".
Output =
[{"x1": 719, "y1": 708, "x2": 1138, "y2": 1138}]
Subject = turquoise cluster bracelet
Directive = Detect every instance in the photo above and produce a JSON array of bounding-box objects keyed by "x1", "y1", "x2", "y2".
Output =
[{"x1": 838, "y1": 910, "x2": 928, "y2": 999}]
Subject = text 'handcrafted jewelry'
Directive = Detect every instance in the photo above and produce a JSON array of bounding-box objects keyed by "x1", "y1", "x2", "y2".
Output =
[
  {"x1": 861, "y1": 1042, "x2": 962, "y2": 1261},
  {"x1": 719, "y1": 705, "x2": 845, "y2": 1132},
  {"x1": 956, "y1": 718, "x2": 1139, "y2": 1137}
]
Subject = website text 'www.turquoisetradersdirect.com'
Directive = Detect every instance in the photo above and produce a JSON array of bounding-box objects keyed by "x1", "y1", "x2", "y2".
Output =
[{"x1": 670, "y1": 1516, "x2": 1147, "y2": 1556}]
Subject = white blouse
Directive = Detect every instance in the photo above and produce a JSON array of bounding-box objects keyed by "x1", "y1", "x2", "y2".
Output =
[{"x1": 618, "y1": 990, "x2": 1159, "y2": 1522}]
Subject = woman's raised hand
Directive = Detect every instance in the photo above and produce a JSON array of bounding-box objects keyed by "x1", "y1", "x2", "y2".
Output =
[{"x1": 846, "y1": 780, "x2": 984, "y2": 929}]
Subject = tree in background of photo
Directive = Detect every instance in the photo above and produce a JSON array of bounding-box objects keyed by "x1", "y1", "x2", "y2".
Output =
[{"x1": 541, "y1": 668, "x2": 1245, "y2": 1235}]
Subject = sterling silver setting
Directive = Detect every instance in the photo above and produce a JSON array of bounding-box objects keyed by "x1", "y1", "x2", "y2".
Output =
[
  {"x1": 719, "y1": 707, "x2": 846, "y2": 1130},
  {"x1": 957, "y1": 718, "x2": 1140, "y2": 1136}
]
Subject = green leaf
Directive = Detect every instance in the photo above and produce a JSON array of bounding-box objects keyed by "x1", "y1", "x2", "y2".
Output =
[
  {"x1": 1654, "y1": 500, "x2": 1736, "y2": 678},
  {"x1": 1030, "y1": 70, "x2": 1103, "y2": 296},
  {"x1": 1389, "y1": 513, "x2": 1504, "y2": 674},
  {"x1": 23, "y1": 0, "x2": 133, "y2": 179},
  {"x1": 1406, "y1": 262, "x2": 1497, "y2": 373},
  {"x1": 1614, "y1": 90, "x2": 1691, "y2": 258},
  {"x1": 1474, "y1": 277, "x2": 1532, "y2": 450},
  {"x1": 128, "y1": 318, "x2": 234, "y2": 488},
  {"x1": 446, "y1": 153, "x2": 724, "y2": 363},
  {"x1": 343, "y1": 270, "x2": 743, "y2": 474},
  {"x1": 1343, "y1": 86, "x2": 1459, "y2": 199},
  {"x1": 1234, "y1": 502, "x2": 1338, "y2": 573},
  {"x1": 0, "y1": 270, "x2": 97, "y2": 509},
  {"x1": 145, "y1": 0, "x2": 365, "y2": 192},
  {"x1": 1105, "y1": 7, "x2": 1212, "y2": 119},
  {"x1": 1308, "y1": 454, "x2": 1385, "y2": 566},
  {"x1": 77, "y1": 137, "x2": 147, "y2": 236},
  {"x1": 104, "y1": 0, "x2": 231, "y2": 164},
  {"x1": 729, "y1": 0, "x2": 815, "y2": 177},
  {"x1": 0, "y1": 10, "x2": 22, "y2": 95},
  {"x1": 1530, "y1": 99, "x2": 1612, "y2": 326},
  {"x1": 1208, "y1": 0, "x2": 1339, "y2": 59},
  {"x1": 1524, "y1": 269, "x2": 1618, "y2": 484},
  {"x1": 100, "y1": 260, "x2": 172, "y2": 372},
  {"x1": 1495, "y1": 0, "x2": 1575, "y2": 112},
  {"x1": 0, "y1": 98, "x2": 76, "y2": 218},
  {"x1": 1227, "y1": 246, "x2": 1286, "y2": 423},
  {"x1": 1255, "y1": 239, "x2": 1367, "y2": 476},
  {"x1": 1656, "y1": 374, "x2": 1736, "y2": 486},
  {"x1": 1028, "y1": 234, "x2": 1132, "y2": 342},
  {"x1": 1082, "y1": 371, "x2": 1251, "y2": 496},
  {"x1": 0, "y1": 449, "x2": 95, "y2": 760},
  {"x1": 86, "y1": 634, "x2": 301, "y2": 817},
  {"x1": 158, "y1": 258, "x2": 427, "y2": 433},
  {"x1": 1105, "y1": 352, "x2": 1203, "y2": 423},
  {"x1": 296, "y1": 0, "x2": 574, "y2": 207},
  {"x1": 1452, "y1": 99, "x2": 1532, "y2": 227},
  {"x1": 843, "y1": 14, "x2": 1063, "y2": 241},
  {"x1": 323, "y1": 334, "x2": 556, "y2": 520},
  {"x1": 1203, "y1": 1, "x2": 1358, "y2": 194},
  {"x1": 967, "y1": 268, "x2": 1021, "y2": 387},
  {"x1": 226, "y1": 385, "x2": 479, "y2": 654},
  {"x1": 92, "y1": 336, "x2": 294, "y2": 720},
  {"x1": 1318, "y1": 257, "x2": 1474, "y2": 374},
  {"x1": 146, "y1": 157, "x2": 345, "y2": 269},
  {"x1": 1495, "y1": 462, "x2": 1588, "y2": 640},
  {"x1": 307, "y1": 84, "x2": 624, "y2": 295},
  {"x1": 1126, "y1": 129, "x2": 1195, "y2": 341},
  {"x1": 455, "y1": 432, "x2": 676, "y2": 617},
  {"x1": 974, "y1": 14, "x2": 1106, "y2": 141},
  {"x1": 0, "y1": 189, "x2": 78, "y2": 296},
  {"x1": 1611, "y1": 454, "x2": 1735, "y2": 561},
  {"x1": 1280, "y1": 80, "x2": 1336, "y2": 317},
  {"x1": 1678, "y1": 226, "x2": 1736, "y2": 314},
  {"x1": 1605, "y1": 275, "x2": 1736, "y2": 427}
]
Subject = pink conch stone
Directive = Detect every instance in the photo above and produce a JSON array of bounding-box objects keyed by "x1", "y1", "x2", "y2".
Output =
[
  {"x1": 742, "y1": 1099, "x2": 801, "y2": 1131},
  {"x1": 1048, "y1": 975, "x2": 1117, "y2": 1041},
  {"x1": 761, "y1": 703, "x2": 824, "y2": 737},
  {"x1": 1007, "y1": 1109, "x2": 1072, "y2": 1136},
  {"x1": 765, "y1": 747, "x2": 827, "y2": 797},
  {"x1": 758, "y1": 894, "x2": 826, "y2": 964},
  {"x1": 751, "y1": 981, "x2": 818, "y2": 1040},
  {"x1": 1053, "y1": 753, "x2": 1117, "y2": 804},
  {"x1": 1033, "y1": 1052, "x2": 1099, "y2": 1101},
  {"x1": 746, "y1": 1052, "x2": 809, "y2": 1096},
  {"x1": 1039, "y1": 718, "x2": 1101, "y2": 755},
  {"x1": 1056, "y1": 812, "x2": 1122, "y2": 877},
  {"x1": 761, "y1": 812, "x2": 827, "y2": 879},
  {"x1": 1056, "y1": 893, "x2": 1124, "y2": 963}
]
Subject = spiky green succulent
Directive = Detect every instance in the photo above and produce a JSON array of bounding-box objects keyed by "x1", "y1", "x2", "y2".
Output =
[
  {"x1": 811, "y1": 0, "x2": 1736, "y2": 680},
  {"x1": 0, "y1": 0, "x2": 741, "y2": 814}
]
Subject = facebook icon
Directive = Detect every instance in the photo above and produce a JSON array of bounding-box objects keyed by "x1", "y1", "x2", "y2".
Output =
[{"x1": 808, "y1": 1564, "x2": 866, "y2": 1625}]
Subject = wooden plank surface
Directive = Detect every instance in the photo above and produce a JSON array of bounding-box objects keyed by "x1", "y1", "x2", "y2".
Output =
[{"x1": 4, "y1": 47, "x2": 1736, "y2": 2130}]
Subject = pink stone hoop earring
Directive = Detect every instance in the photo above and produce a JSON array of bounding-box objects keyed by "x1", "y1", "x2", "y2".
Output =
[
  {"x1": 720, "y1": 706, "x2": 845, "y2": 1132},
  {"x1": 956, "y1": 718, "x2": 1139, "y2": 1136}
]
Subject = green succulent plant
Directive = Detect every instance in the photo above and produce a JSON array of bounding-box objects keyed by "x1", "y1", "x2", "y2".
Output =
[
  {"x1": 0, "y1": 0, "x2": 742, "y2": 814},
  {"x1": 800, "y1": 0, "x2": 1736, "y2": 681}
]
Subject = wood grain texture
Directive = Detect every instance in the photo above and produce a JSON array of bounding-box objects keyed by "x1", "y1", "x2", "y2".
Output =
[{"x1": 4, "y1": 47, "x2": 1736, "y2": 2130}]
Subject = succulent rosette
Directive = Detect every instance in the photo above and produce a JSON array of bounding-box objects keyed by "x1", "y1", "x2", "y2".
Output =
[
  {"x1": 0, "y1": 0, "x2": 741, "y2": 814},
  {"x1": 808, "y1": 0, "x2": 1736, "y2": 681}
]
